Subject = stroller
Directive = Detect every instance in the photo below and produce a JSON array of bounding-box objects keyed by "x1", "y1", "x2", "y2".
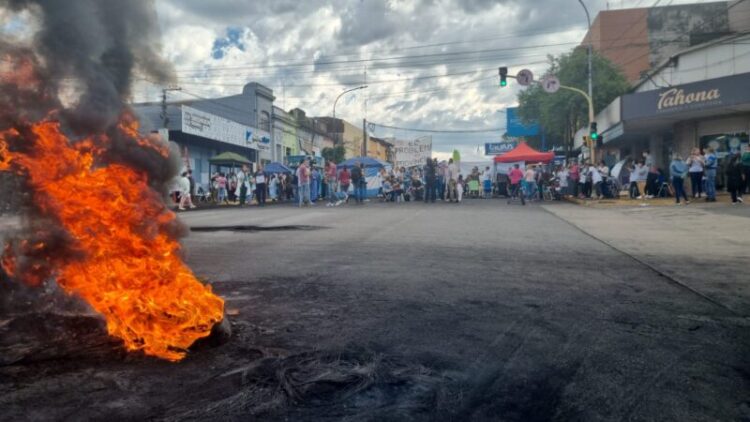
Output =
[
  {"x1": 600, "y1": 176, "x2": 620, "y2": 199},
  {"x1": 545, "y1": 176, "x2": 562, "y2": 200}
]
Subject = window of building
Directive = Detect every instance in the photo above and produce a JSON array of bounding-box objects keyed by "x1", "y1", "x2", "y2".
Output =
[{"x1": 260, "y1": 111, "x2": 271, "y2": 131}]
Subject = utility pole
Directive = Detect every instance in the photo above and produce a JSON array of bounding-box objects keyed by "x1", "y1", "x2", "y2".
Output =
[
  {"x1": 362, "y1": 65, "x2": 368, "y2": 157},
  {"x1": 362, "y1": 118, "x2": 367, "y2": 157},
  {"x1": 160, "y1": 86, "x2": 182, "y2": 128},
  {"x1": 578, "y1": 0, "x2": 595, "y2": 160}
]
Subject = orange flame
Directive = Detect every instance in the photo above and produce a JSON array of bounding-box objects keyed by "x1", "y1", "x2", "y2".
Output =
[{"x1": 0, "y1": 117, "x2": 224, "y2": 361}]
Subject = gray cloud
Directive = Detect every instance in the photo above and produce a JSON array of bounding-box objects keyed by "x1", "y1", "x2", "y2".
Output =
[{"x1": 146, "y1": 0, "x2": 614, "y2": 159}]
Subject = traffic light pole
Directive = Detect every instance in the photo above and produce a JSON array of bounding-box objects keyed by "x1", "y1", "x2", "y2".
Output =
[
  {"x1": 506, "y1": 72, "x2": 597, "y2": 161},
  {"x1": 558, "y1": 84, "x2": 596, "y2": 162}
]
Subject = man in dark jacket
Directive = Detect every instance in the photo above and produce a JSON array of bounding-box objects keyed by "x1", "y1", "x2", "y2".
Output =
[
  {"x1": 423, "y1": 157, "x2": 436, "y2": 203},
  {"x1": 351, "y1": 162, "x2": 364, "y2": 204}
]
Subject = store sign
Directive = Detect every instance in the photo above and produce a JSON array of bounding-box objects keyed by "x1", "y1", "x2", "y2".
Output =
[
  {"x1": 182, "y1": 105, "x2": 270, "y2": 150},
  {"x1": 506, "y1": 107, "x2": 539, "y2": 137},
  {"x1": 393, "y1": 136, "x2": 432, "y2": 168},
  {"x1": 622, "y1": 72, "x2": 750, "y2": 120},
  {"x1": 485, "y1": 142, "x2": 517, "y2": 155},
  {"x1": 657, "y1": 88, "x2": 720, "y2": 111}
]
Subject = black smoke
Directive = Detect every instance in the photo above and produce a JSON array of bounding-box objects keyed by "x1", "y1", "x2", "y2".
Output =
[{"x1": 0, "y1": 0, "x2": 181, "y2": 309}]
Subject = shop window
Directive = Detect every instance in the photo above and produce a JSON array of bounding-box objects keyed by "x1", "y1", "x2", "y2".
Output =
[{"x1": 700, "y1": 133, "x2": 748, "y2": 159}]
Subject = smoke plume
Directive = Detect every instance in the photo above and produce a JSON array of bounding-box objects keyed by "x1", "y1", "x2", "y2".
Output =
[{"x1": 0, "y1": 0, "x2": 181, "y2": 309}]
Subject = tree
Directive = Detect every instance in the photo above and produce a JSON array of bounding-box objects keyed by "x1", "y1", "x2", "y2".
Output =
[
  {"x1": 516, "y1": 48, "x2": 629, "y2": 156},
  {"x1": 322, "y1": 145, "x2": 346, "y2": 164}
]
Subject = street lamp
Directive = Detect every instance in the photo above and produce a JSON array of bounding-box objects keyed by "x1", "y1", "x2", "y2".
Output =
[
  {"x1": 578, "y1": 0, "x2": 595, "y2": 160},
  {"x1": 333, "y1": 85, "x2": 367, "y2": 118},
  {"x1": 578, "y1": 0, "x2": 593, "y2": 106}
]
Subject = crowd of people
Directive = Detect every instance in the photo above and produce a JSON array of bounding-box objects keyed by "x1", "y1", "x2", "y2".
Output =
[{"x1": 171, "y1": 148, "x2": 750, "y2": 210}]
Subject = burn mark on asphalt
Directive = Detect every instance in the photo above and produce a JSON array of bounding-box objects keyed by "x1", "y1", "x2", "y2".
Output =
[{"x1": 190, "y1": 225, "x2": 326, "y2": 233}]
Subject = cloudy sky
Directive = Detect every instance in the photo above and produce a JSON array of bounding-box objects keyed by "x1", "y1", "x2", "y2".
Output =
[{"x1": 2, "y1": 0, "x2": 717, "y2": 161}]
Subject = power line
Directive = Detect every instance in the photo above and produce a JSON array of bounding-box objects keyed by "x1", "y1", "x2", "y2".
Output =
[
  {"x1": 172, "y1": 35, "x2": 664, "y2": 77},
  {"x1": 368, "y1": 122, "x2": 504, "y2": 133}
]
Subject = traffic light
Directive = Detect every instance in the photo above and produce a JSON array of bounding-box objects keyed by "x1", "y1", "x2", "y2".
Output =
[
  {"x1": 499, "y1": 67, "x2": 508, "y2": 87},
  {"x1": 589, "y1": 122, "x2": 598, "y2": 141}
]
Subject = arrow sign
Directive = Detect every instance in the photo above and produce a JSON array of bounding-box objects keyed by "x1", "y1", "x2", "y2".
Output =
[
  {"x1": 542, "y1": 75, "x2": 560, "y2": 94},
  {"x1": 516, "y1": 69, "x2": 533, "y2": 86}
]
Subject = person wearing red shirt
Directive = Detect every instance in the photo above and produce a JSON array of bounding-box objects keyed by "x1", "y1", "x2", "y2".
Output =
[
  {"x1": 507, "y1": 164, "x2": 525, "y2": 205},
  {"x1": 338, "y1": 167, "x2": 351, "y2": 204},
  {"x1": 296, "y1": 159, "x2": 311, "y2": 207},
  {"x1": 325, "y1": 161, "x2": 338, "y2": 206}
]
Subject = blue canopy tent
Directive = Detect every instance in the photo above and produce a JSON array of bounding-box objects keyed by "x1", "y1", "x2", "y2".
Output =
[
  {"x1": 264, "y1": 162, "x2": 292, "y2": 174},
  {"x1": 337, "y1": 157, "x2": 392, "y2": 198}
]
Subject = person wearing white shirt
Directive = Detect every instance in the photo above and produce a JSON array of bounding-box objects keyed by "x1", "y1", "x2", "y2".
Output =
[
  {"x1": 556, "y1": 166, "x2": 569, "y2": 197},
  {"x1": 177, "y1": 171, "x2": 196, "y2": 210},
  {"x1": 632, "y1": 161, "x2": 649, "y2": 199},
  {"x1": 589, "y1": 165, "x2": 603, "y2": 199},
  {"x1": 481, "y1": 166, "x2": 493, "y2": 198},
  {"x1": 445, "y1": 159, "x2": 459, "y2": 202}
]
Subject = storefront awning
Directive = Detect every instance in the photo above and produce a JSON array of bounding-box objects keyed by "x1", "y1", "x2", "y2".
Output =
[{"x1": 621, "y1": 72, "x2": 750, "y2": 130}]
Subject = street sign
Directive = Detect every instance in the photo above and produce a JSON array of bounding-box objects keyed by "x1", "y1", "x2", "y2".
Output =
[
  {"x1": 542, "y1": 75, "x2": 560, "y2": 93},
  {"x1": 516, "y1": 69, "x2": 533, "y2": 86}
]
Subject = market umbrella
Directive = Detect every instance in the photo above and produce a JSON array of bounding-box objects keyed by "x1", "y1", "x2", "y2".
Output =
[
  {"x1": 611, "y1": 159, "x2": 628, "y2": 179},
  {"x1": 264, "y1": 161, "x2": 292, "y2": 173},
  {"x1": 208, "y1": 152, "x2": 252, "y2": 167}
]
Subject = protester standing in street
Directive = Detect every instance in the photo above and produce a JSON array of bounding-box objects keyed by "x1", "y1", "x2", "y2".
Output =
[
  {"x1": 741, "y1": 148, "x2": 750, "y2": 194},
  {"x1": 482, "y1": 166, "x2": 492, "y2": 199},
  {"x1": 254, "y1": 165, "x2": 267, "y2": 207},
  {"x1": 445, "y1": 158, "x2": 458, "y2": 202},
  {"x1": 569, "y1": 160, "x2": 580, "y2": 198},
  {"x1": 325, "y1": 161, "x2": 338, "y2": 206},
  {"x1": 297, "y1": 159, "x2": 311, "y2": 207},
  {"x1": 725, "y1": 152, "x2": 744, "y2": 204},
  {"x1": 704, "y1": 147, "x2": 718, "y2": 202},
  {"x1": 217, "y1": 172, "x2": 228, "y2": 204},
  {"x1": 643, "y1": 150, "x2": 657, "y2": 198},
  {"x1": 351, "y1": 162, "x2": 364, "y2": 204},
  {"x1": 310, "y1": 165, "x2": 321, "y2": 203},
  {"x1": 339, "y1": 166, "x2": 351, "y2": 204},
  {"x1": 269, "y1": 173, "x2": 279, "y2": 202},
  {"x1": 556, "y1": 165, "x2": 569, "y2": 197},
  {"x1": 424, "y1": 158, "x2": 437, "y2": 203},
  {"x1": 456, "y1": 174, "x2": 464, "y2": 203},
  {"x1": 507, "y1": 164, "x2": 525, "y2": 205},
  {"x1": 177, "y1": 171, "x2": 196, "y2": 211},
  {"x1": 632, "y1": 161, "x2": 648, "y2": 199},
  {"x1": 524, "y1": 164, "x2": 536, "y2": 200},
  {"x1": 589, "y1": 163, "x2": 603, "y2": 199},
  {"x1": 187, "y1": 170, "x2": 196, "y2": 204},
  {"x1": 436, "y1": 159, "x2": 445, "y2": 200},
  {"x1": 670, "y1": 155, "x2": 690, "y2": 205},
  {"x1": 687, "y1": 148, "x2": 705, "y2": 198},
  {"x1": 578, "y1": 163, "x2": 588, "y2": 199}
]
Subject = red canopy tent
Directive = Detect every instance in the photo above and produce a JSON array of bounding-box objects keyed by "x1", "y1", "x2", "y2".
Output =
[{"x1": 493, "y1": 142, "x2": 554, "y2": 163}]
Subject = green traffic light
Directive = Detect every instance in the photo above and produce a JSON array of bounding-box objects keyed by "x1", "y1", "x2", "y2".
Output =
[
  {"x1": 500, "y1": 80, "x2": 507, "y2": 87},
  {"x1": 591, "y1": 133, "x2": 599, "y2": 140}
]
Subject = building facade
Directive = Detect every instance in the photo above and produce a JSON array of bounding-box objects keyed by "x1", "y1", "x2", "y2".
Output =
[
  {"x1": 272, "y1": 106, "x2": 299, "y2": 160},
  {"x1": 367, "y1": 136, "x2": 393, "y2": 162},
  {"x1": 582, "y1": 1, "x2": 742, "y2": 83},
  {"x1": 596, "y1": 32, "x2": 750, "y2": 173},
  {"x1": 134, "y1": 82, "x2": 275, "y2": 189}
]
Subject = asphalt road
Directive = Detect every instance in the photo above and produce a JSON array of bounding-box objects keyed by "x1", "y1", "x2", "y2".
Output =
[{"x1": 1, "y1": 199, "x2": 748, "y2": 421}]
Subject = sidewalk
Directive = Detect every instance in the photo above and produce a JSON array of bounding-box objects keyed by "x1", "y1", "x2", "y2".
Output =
[
  {"x1": 543, "y1": 203, "x2": 750, "y2": 317},
  {"x1": 564, "y1": 192, "x2": 739, "y2": 208}
]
